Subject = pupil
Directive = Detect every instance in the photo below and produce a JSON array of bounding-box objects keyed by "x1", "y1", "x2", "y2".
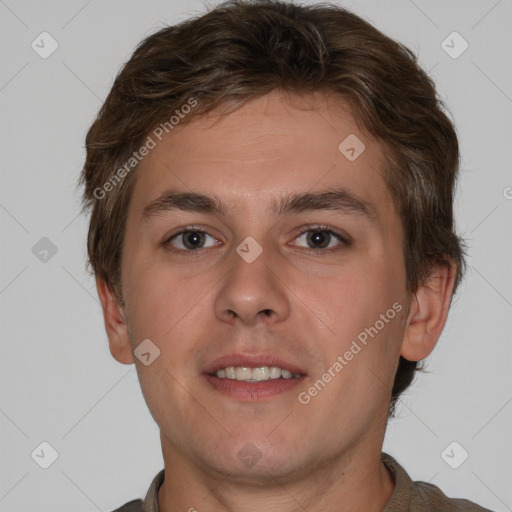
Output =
[
  {"x1": 308, "y1": 230, "x2": 329, "y2": 249},
  {"x1": 184, "y1": 231, "x2": 203, "y2": 249},
  {"x1": 181, "y1": 230, "x2": 330, "y2": 250}
]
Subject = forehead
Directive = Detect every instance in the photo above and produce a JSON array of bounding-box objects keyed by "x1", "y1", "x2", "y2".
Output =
[{"x1": 129, "y1": 90, "x2": 396, "y2": 222}]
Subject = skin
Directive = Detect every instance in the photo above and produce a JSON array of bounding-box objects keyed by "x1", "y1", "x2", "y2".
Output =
[{"x1": 97, "y1": 90, "x2": 456, "y2": 512}]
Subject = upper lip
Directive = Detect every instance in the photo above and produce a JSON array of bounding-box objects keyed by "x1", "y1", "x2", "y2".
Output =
[{"x1": 203, "y1": 354, "x2": 306, "y2": 375}]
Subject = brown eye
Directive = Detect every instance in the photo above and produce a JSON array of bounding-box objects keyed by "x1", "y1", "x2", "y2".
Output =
[
  {"x1": 293, "y1": 228, "x2": 348, "y2": 252},
  {"x1": 306, "y1": 230, "x2": 331, "y2": 249},
  {"x1": 165, "y1": 230, "x2": 219, "y2": 252},
  {"x1": 294, "y1": 226, "x2": 350, "y2": 255}
]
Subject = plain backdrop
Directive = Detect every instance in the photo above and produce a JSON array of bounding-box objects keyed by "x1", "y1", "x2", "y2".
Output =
[{"x1": 1, "y1": 0, "x2": 511, "y2": 511}]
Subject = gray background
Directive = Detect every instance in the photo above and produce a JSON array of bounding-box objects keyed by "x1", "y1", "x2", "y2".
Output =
[{"x1": 1, "y1": 0, "x2": 511, "y2": 510}]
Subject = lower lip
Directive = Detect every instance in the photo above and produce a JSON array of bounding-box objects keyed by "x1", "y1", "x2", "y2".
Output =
[{"x1": 203, "y1": 374, "x2": 305, "y2": 401}]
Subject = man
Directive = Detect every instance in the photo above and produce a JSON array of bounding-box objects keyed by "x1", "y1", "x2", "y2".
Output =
[{"x1": 80, "y1": 1, "x2": 492, "y2": 510}]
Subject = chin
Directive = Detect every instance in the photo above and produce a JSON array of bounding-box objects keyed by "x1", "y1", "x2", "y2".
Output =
[{"x1": 202, "y1": 435, "x2": 309, "y2": 483}]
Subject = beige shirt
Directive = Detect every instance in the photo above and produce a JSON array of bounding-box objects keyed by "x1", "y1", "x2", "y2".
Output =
[{"x1": 112, "y1": 452, "x2": 493, "y2": 511}]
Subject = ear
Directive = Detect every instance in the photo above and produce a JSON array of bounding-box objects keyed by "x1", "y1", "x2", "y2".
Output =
[
  {"x1": 96, "y1": 276, "x2": 134, "y2": 365},
  {"x1": 401, "y1": 261, "x2": 457, "y2": 361}
]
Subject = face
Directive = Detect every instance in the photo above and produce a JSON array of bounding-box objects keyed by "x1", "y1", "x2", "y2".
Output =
[{"x1": 113, "y1": 91, "x2": 412, "y2": 482}]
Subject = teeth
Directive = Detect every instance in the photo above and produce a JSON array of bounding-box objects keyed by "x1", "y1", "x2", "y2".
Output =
[
  {"x1": 269, "y1": 366, "x2": 282, "y2": 379},
  {"x1": 214, "y1": 365, "x2": 300, "y2": 381},
  {"x1": 252, "y1": 366, "x2": 270, "y2": 381},
  {"x1": 236, "y1": 367, "x2": 252, "y2": 380},
  {"x1": 225, "y1": 367, "x2": 236, "y2": 379},
  {"x1": 281, "y1": 369, "x2": 293, "y2": 379}
]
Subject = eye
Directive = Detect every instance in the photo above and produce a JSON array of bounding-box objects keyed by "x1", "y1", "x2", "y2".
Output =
[
  {"x1": 291, "y1": 226, "x2": 349, "y2": 253},
  {"x1": 162, "y1": 225, "x2": 349, "y2": 255},
  {"x1": 164, "y1": 229, "x2": 219, "y2": 252}
]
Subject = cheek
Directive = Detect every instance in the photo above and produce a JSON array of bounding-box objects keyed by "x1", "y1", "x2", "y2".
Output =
[
  {"x1": 122, "y1": 256, "x2": 229, "y2": 369},
  {"x1": 124, "y1": 263, "x2": 199, "y2": 339},
  {"x1": 313, "y1": 259, "x2": 393, "y2": 326},
  {"x1": 311, "y1": 260, "x2": 406, "y2": 381}
]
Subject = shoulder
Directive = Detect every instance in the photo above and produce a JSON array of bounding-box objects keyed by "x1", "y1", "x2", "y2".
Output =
[
  {"x1": 382, "y1": 452, "x2": 494, "y2": 512},
  {"x1": 110, "y1": 499, "x2": 144, "y2": 512},
  {"x1": 109, "y1": 469, "x2": 164, "y2": 512},
  {"x1": 412, "y1": 480, "x2": 493, "y2": 511}
]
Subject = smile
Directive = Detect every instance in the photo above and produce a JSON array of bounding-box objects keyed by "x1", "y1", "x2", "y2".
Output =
[{"x1": 213, "y1": 366, "x2": 301, "y2": 381}]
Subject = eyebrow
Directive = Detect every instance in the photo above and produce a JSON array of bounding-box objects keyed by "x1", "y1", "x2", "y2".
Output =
[{"x1": 141, "y1": 187, "x2": 377, "y2": 221}]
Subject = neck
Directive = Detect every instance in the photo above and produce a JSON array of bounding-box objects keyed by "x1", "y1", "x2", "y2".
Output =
[{"x1": 157, "y1": 441, "x2": 395, "y2": 512}]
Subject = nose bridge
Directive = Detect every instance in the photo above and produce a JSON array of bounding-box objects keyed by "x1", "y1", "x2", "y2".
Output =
[{"x1": 213, "y1": 232, "x2": 290, "y2": 325}]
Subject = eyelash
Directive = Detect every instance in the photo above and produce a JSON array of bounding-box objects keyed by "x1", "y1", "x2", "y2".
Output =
[{"x1": 161, "y1": 224, "x2": 350, "y2": 256}]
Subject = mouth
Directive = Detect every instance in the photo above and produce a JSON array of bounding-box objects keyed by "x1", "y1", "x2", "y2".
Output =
[
  {"x1": 203, "y1": 355, "x2": 307, "y2": 401},
  {"x1": 211, "y1": 365, "x2": 302, "y2": 381}
]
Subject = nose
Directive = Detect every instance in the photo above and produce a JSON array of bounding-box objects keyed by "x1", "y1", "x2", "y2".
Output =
[{"x1": 213, "y1": 240, "x2": 291, "y2": 327}]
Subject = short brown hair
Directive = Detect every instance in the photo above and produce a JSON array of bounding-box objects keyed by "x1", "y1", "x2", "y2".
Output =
[{"x1": 80, "y1": 0, "x2": 467, "y2": 417}]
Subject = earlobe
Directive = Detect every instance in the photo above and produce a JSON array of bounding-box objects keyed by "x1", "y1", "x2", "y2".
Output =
[
  {"x1": 96, "y1": 276, "x2": 134, "y2": 365},
  {"x1": 400, "y1": 261, "x2": 457, "y2": 362}
]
